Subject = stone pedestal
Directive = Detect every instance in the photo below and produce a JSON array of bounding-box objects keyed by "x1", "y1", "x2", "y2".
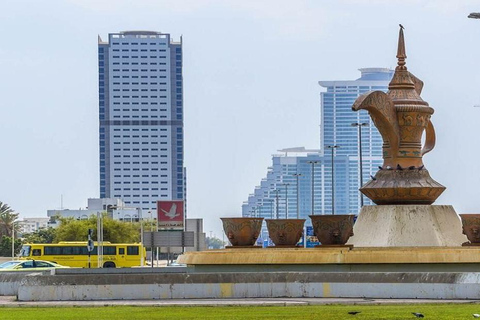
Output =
[{"x1": 347, "y1": 205, "x2": 467, "y2": 247}]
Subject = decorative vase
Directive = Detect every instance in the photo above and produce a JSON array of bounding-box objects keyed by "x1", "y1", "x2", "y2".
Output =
[
  {"x1": 221, "y1": 217, "x2": 264, "y2": 247},
  {"x1": 309, "y1": 214, "x2": 355, "y2": 246},
  {"x1": 459, "y1": 214, "x2": 480, "y2": 246},
  {"x1": 265, "y1": 219, "x2": 305, "y2": 247}
]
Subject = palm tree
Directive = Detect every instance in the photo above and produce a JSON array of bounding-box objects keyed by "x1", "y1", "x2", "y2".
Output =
[{"x1": 0, "y1": 202, "x2": 19, "y2": 237}]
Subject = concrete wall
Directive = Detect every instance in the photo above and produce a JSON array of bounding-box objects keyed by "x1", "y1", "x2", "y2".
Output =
[
  {"x1": 14, "y1": 271, "x2": 480, "y2": 301},
  {"x1": 0, "y1": 272, "x2": 50, "y2": 296}
]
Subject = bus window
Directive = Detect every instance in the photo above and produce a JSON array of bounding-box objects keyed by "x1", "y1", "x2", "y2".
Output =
[
  {"x1": 19, "y1": 245, "x2": 31, "y2": 257},
  {"x1": 32, "y1": 249, "x2": 41, "y2": 256},
  {"x1": 45, "y1": 247, "x2": 62, "y2": 255},
  {"x1": 103, "y1": 247, "x2": 116, "y2": 255},
  {"x1": 127, "y1": 246, "x2": 139, "y2": 255},
  {"x1": 119, "y1": 248, "x2": 125, "y2": 255}
]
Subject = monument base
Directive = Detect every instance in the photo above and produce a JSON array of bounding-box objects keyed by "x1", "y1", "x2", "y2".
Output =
[{"x1": 347, "y1": 205, "x2": 467, "y2": 247}]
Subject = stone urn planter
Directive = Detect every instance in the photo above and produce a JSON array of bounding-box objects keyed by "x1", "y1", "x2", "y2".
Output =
[
  {"x1": 265, "y1": 219, "x2": 305, "y2": 247},
  {"x1": 309, "y1": 214, "x2": 355, "y2": 246},
  {"x1": 221, "y1": 217, "x2": 264, "y2": 248},
  {"x1": 459, "y1": 214, "x2": 480, "y2": 246}
]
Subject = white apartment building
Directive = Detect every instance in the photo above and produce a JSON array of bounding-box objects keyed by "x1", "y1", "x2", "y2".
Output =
[{"x1": 98, "y1": 31, "x2": 185, "y2": 215}]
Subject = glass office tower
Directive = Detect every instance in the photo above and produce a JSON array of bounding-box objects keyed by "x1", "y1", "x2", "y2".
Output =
[
  {"x1": 242, "y1": 68, "x2": 393, "y2": 223},
  {"x1": 98, "y1": 31, "x2": 185, "y2": 212}
]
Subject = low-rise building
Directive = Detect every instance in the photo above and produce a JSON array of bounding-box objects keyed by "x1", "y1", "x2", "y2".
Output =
[
  {"x1": 18, "y1": 218, "x2": 49, "y2": 234},
  {"x1": 47, "y1": 198, "x2": 139, "y2": 227}
]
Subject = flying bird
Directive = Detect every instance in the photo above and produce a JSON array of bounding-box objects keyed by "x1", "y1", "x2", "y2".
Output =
[
  {"x1": 161, "y1": 203, "x2": 180, "y2": 219},
  {"x1": 348, "y1": 311, "x2": 361, "y2": 315},
  {"x1": 412, "y1": 312, "x2": 424, "y2": 318}
]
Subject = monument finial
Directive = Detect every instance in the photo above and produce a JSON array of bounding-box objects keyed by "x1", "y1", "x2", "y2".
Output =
[{"x1": 396, "y1": 24, "x2": 406, "y2": 70}]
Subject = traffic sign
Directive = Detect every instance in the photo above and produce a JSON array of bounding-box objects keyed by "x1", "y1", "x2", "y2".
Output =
[{"x1": 87, "y1": 239, "x2": 94, "y2": 252}]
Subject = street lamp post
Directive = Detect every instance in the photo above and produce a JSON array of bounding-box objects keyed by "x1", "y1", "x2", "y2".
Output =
[
  {"x1": 264, "y1": 199, "x2": 274, "y2": 219},
  {"x1": 137, "y1": 208, "x2": 144, "y2": 267},
  {"x1": 307, "y1": 161, "x2": 319, "y2": 215},
  {"x1": 293, "y1": 173, "x2": 303, "y2": 219},
  {"x1": 97, "y1": 211, "x2": 104, "y2": 268},
  {"x1": 274, "y1": 189, "x2": 280, "y2": 219},
  {"x1": 11, "y1": 222, "x2": 15, "y2": 260},
  {"x1": 111, "y1": 205, "x2": 144, "y2": 267},
  {"x1": 351, "y1": 122, "x2": 368, "y2": 207},
  {"x1": 326, "y1": 145, "x2": 340, "y2": 215},
  {"x1": 283, "y1": 184, "x2": 290, "y2": 219}
]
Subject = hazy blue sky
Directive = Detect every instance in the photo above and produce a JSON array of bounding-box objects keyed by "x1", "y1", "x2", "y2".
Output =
[{"x1": 1, "y1": 0, "x2": 480, "y2": 237}]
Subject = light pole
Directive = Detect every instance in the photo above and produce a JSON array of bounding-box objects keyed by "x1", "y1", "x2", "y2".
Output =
[
  {"x1": 283, "y1": 184, "x2": 290, "y2": 219},
  {"x1": 11, "y1": 222, "x2": 15, "y2": 260},
  {"x1": 136, "y1": 208, "x2": 144, "y2": 267},
  {"x1": 307, "y1": 161, "x2": 319, "y2": 215},
  {"x1": 97, "y1": 211, "x2": 104, "y2": 268},
  {"x1": 326, "y1": 145, "x2": 340, "y2": 215},
  {"x1": 264, "y1": 199, "x2": 275, "y2": 219},
  {"x1": 351, "y1": 122, "x2": 368, "y2": 207},
  {"x1": 293, "y1": 173, "x2": 302, "y2": 219},
  {"x1": 467, "y1": 14, "x2": 480, "y2": 107},
  {"x1": 274, "y1": 189, "x2": 280, "y2": 219},
  {"x1": 256, "y1": 204, "x2": 263, "y2": 218}
]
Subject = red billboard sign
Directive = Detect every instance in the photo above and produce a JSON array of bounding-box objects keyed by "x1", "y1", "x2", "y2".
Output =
[{"x1": 157, "y1": 201, "x2": 184, "y2": 229}]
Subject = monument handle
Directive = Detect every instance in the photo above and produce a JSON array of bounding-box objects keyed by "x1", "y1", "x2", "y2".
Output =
[{"x1": 421, "y1": 119, "x2": 436, "y2": 156}]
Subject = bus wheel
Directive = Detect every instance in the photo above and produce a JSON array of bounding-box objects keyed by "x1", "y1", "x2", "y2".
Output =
[{"x1": 103, "y1": 262, "x2": 116, "y2": 268}]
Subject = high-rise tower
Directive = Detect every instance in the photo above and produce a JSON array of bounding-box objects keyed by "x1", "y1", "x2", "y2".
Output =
[
  {"x1": 243, "y1": 68, "x2": 393, "y2": 221},
  {"x1": 319, "y1": 68, "x2": 393, "y2": 211},
  {"x1": 98, "y1": 31, "x2": 185, "y2": 212}
]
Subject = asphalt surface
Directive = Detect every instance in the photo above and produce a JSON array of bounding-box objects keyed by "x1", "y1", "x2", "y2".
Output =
[{"x1": 0, "y1": 296, "x2": 479, "y2": 307}]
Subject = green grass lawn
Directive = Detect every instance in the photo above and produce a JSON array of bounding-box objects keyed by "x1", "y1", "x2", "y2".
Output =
[{"x1": 1, "y1": 304, "x2": 480, "y2": 319}]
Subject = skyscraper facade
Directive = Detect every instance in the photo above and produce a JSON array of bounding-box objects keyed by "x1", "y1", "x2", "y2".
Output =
[
  {"x1": 98, "y1": 31, "x2": 185, "y2": 212},
  {"x1": 242, "y1": 68, "x2": 393, "y2": 225},
  {"x1": 319, "y1": 67, "x2": 393, "y2": 212}
]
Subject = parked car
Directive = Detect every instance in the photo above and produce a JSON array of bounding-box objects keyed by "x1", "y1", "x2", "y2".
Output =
[{"x1": 0, "y1": 260, "x2": 69, "y2": 271}]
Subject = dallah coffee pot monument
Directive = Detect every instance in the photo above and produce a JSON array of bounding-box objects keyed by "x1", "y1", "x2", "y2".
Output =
[
  {"x1": 348, "y1": 26, "x2": 466, "y2": 246},
  {"x1": 352, "y1": 25, "x2": 443, "y2": 205}
]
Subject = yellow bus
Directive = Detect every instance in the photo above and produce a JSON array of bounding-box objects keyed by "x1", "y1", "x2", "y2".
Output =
[{"x1": 19, "y1": 242, "x2": 146, "y2": 268}]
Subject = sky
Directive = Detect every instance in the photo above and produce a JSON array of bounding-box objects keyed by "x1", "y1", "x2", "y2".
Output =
[{"x1": 1, "y1": 0, "x2": 480, "y2": 238}]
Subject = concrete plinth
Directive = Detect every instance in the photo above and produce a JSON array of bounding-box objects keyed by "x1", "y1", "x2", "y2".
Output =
[{"x1": 347, "y1": 205, "x2": 467, "y2": 247}]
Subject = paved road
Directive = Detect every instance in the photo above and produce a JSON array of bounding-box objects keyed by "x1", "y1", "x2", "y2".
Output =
[{"x1": 0, "y1": 296, "x2": 479, "y2": 307}]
